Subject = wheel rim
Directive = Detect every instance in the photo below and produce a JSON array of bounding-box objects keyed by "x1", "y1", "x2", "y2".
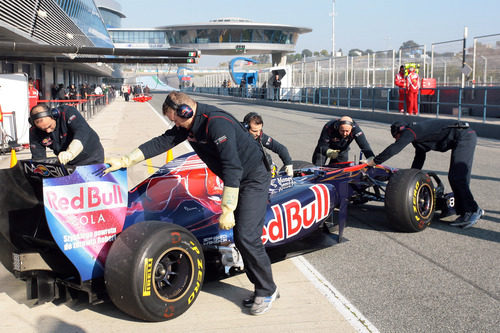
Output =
[
  {"x1": 417, "y1": 183, "x2": 434, "y2": 219},
  {"x1": 153, "y1": 247, "x2": 194, "y2": 302}
]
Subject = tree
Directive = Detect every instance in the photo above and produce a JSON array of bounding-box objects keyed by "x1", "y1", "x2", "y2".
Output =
[
  {"x1": 301, "y1": 49, "x2": 312, "y2": 58},
  {"x1": 320, "y1": 49, "x2": 329, "y2": 57},
  {"x1": 400, "y1": 40, "x2": 420, "y2": 50},
  {"x1": 348, "y1": 48, "x2": 363, "y2": 57},
  {"x1": 251, "y1": 54, "x2": 270, "y2": 64}
]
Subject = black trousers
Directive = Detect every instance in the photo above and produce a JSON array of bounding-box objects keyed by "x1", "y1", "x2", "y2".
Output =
[
  {"x1": 448, "y1": 129, "x2": 478, "y2": 215},
  {"x1": 233, "y1": 163, "x2": 275, "y2": 297}
]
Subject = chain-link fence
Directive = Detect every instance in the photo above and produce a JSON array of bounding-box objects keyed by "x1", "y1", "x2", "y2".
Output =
[
  {"x1": 199, "y1": 33, "x2": 499, "y2": 89},
  {"x1": 473, "y1": 33, "x2": 500, "y2": 86}
]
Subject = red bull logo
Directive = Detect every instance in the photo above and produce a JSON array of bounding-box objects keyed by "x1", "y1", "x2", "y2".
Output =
[
  {"x1": 44, "y1": 181, "x2": 125, "y2": 213},
  {"x1": 262, "y1": 184, "x2": 330, "y2": 244}
]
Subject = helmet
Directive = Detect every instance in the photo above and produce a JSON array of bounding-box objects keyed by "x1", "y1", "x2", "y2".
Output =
[{"x1": 390, "y1": 121, "x2": 407, "y2": 138}]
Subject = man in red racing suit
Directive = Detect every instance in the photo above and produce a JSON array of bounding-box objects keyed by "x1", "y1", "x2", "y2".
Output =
[
  {"x1": 406, "y1": 66, "x2": 420, "y2": 115},
  {"x1": 394, "y1": 65, "x2": 406, "y2": 113}
]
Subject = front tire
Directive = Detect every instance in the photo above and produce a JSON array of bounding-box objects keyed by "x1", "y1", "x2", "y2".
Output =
[
  {"x1": 385, "y1": 169, "x2": 436, "y2": 232},
  {"x1": 104, "y1": 221, "x2": 205, "y2": 321}
]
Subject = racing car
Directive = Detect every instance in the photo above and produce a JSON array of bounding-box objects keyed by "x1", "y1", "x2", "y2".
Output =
[{"x1": 0, "y1": 153, "x2": 454, "y2": 321}]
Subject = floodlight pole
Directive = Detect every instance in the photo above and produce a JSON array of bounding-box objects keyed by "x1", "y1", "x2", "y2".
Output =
[
  {"x1": 331, "y1": 0, "x2": 336, "y2": 87},
  {"x1": 461, "y1": 26, "x2": 468, "y2": 88},
  {"x1": 332, "y1": 0, "x2": 335, "y2": 57}
]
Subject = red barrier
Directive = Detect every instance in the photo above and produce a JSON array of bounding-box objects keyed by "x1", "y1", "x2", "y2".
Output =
[
  {"x1": 421, "y1": 78, "x2": 436, "y2": 96},
  {"x1": 132, "y1": 94, "x2": 152, "y2": 103}
]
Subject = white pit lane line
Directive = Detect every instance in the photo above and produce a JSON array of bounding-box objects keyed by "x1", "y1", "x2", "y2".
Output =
[
  {"x1": 149, "y1": 102, "x2": 376, "y2": 331},
  {"x1": 292, "y1": 256, "x2": 379, "y2": 333}
]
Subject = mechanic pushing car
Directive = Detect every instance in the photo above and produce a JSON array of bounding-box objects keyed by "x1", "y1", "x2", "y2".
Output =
[
  {"x1": 366, "y1": 119, "x2": 483, "y2": 228},
  {"x1": 312, "y1": 116, "x2": 375, "y2": 166},
  {"x1": 104, "y1": 92, "x2": 279, "y2": 315},
  {"x1": 29, "y1": 103, "x2": 104, "y2": 166},
  {"x1": 243, "y1": 112, "x2": 293, "y2": 177}
]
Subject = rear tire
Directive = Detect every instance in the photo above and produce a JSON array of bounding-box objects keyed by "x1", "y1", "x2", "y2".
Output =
[
  {"x1": 385, "y1": 169, "x2": 435, "y2": 232},
  {"x1": 104, "y1": 221, "x2": 205, "y2": 321}
]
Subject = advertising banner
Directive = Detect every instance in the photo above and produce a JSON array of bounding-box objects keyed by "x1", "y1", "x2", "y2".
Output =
[{"x1": 43, "y1": 164, "x2": 127, "y2": 281}]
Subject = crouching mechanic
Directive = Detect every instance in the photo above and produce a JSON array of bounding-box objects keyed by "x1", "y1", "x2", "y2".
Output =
[
  {"x1": 312, "y1": 116, "x2": 375, "y2": 166},
  {"x1": 103, "y1": 92, "x2": 279, "y2": 315},
  {"x1": 29, "y1": 104, "x2": 104, "y2": 165},
  {"x1": 243, "y1": 112, "x2": 293, "y2": 177},
  {"x1": 366, "y1": 119, "x2": 483, "y2": 228}
]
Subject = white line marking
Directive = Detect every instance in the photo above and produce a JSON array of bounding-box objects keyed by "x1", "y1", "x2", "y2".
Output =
[{"x1": 292, "y1": 256, "x2": 379, "y2": 333}]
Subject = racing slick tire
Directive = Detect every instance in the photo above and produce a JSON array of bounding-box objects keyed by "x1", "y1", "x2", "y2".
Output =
[
  {"x1": 384, "y1": 169, "x2": 436, "y2": 232},
  {"x1": 104, "y1": 221, "x2": 205, "y2": 322}
]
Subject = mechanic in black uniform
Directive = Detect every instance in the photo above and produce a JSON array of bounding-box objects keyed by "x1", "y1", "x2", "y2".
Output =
[
  {"x1": 366, "y1": 119, "x2": 483, "y2": 228},
  {"x1": 312, "y1": 116, "x2": 375, "y2": 166},
  {"x1": 243, "y1": 112, "x2": 293, "y2": 177},
  {"x1": 29, "y1": 103, "x2": 104, "y2": 166},
  {"x1": 103, "y1": 92, "x2": 279, "y2": 315}
]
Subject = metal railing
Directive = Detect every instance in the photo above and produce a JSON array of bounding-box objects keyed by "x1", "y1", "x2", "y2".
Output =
[
  {"x1": 187, "y1": 86, "x2": 500, "y2": 122},
  {"x1": 39, "y1": 92, "x2": 116, "y2": 120}
]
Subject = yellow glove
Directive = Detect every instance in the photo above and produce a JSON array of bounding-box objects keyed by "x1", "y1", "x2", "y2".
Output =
[
  {"x1": 58, "y1": 139, "x2": 83, "y2": 165},
  {"x1": 219, "y1": 186, "x2": 239, "y2": 230},
  {"x1": 285, "y1": 164, "x2": 294, "y2": 177},
  {"x1": 326, "y1": 149, "x2": 340, "y2": 159},
  {"x1": 103, "y1": 148, "x2": 145, "y2": 175}
]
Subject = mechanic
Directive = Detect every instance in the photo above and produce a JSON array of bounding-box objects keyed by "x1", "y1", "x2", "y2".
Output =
[
  {"x1": 312, "y1": 116, "x2": 375, "y2": 166},
  {"x1": 28, "y1": 77, "x2": 40, "y2": 111},
  {"x1": 29, "y1": 103, "x2": 104, "y2": 166},
  {"x1": 366, "y1": 119, "x2": 483, "y2": 228},
  {"x1": 103, "y1": 92, "x2": 279, "y2": 315},
  {"x1": 394, "y1": 65, "x2": 406, "y2": 113},
  {"x1": 406, "y1": 64, "x2": 420, "y2": 115},
  {"x1": 243, "y1": 112, "x2": 293, "y2": 177},
  {"x1": 272, "y1": 74, "x2": 281, "y2": 101}
]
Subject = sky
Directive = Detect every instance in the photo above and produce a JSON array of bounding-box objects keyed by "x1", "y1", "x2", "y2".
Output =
[{"x1": 117, "y1": 0, "x2": 500, "y2": 66}]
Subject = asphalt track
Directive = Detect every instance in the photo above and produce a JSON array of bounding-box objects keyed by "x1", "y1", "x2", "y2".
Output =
[
  {"x1": 0, "y1": 94, "x2": 498, "y2": 332},
  {"x1": 173, "y1": 94, "x2": 500, "y2": 332}
]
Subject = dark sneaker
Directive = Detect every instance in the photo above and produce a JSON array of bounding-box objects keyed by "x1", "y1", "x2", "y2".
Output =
[
  {"x1": 462, "y1": 208, "x2": 485, "y2": 229},
  {"x1": 450, "y1": 207, "x2": 484, "y2": 228},
  {"x1": 250, "y1": 288, "x2": 279, "y2": 315},
  {"x1": 449, "y1": 214, "x2": 466, "y2": 226},
  {"x1": 242, "y1": 294, "x2": 254, "y2": 308}
]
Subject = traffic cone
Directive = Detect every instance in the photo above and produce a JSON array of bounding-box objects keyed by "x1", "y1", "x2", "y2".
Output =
[
  {"x1": 9, "y1": 148, "x2": 17, "y2": 168},
  {"x1": 166, "y1": 149, "x2": 173, "y2": 164}
]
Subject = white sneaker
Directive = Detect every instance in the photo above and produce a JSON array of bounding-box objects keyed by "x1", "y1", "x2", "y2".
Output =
[{"x1": 250, "y1": 288, "x2": 279, "y2": 315}]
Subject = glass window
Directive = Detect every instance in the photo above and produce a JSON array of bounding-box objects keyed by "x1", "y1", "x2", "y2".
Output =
[
  {"x1": 272, "y1": 30, "x2": 281, "y2": 43},
  {"x1": 196, "y1": 29, "x2": 209, "y2": 43},
  {"x1": 263, "y1": 30, "x2": 274, "y2": 43},
  {"x1": 253, "y1": 29, "x2": 264, "y2": 42},
  {"x1": 242, "y1": 29, "x2": 252, "y2": 42},
  {"x1": 207, "y1": 29, "x2": 220, "y2": 43},
  {"x1": 230, "y1": 29, "x2": 242, "y2": 42},
  {"x1": 220, "y1": 29, "x2": 230, "y2": 42}
]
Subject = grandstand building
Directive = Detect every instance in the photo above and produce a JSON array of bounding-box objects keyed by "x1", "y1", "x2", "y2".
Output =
[{"x1": 109, "y1": 17, "x2": 312, "y2": 66}]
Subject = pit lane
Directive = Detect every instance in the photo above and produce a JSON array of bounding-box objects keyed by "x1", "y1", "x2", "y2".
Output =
[{"x1": 173, "y1": 94, "x2": 500, "y2": 332}]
